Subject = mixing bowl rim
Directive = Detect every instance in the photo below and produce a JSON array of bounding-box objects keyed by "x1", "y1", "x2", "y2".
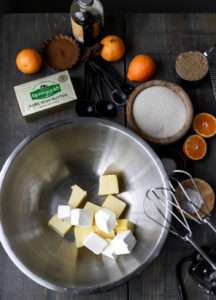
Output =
[{"x1": 0, "y1": 117, "x2": 170, "y2": 294}]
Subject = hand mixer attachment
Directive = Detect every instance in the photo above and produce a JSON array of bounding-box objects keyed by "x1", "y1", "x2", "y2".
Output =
[
  {"x1": 144, "y1": 171, "x2": 216, "y2": 298},
  {"x1": 170, "y1": 170, "x2": 216, "y2": 234},
  {"x1": 145, "y1": 186, "x2": 216, "y2": 271}
]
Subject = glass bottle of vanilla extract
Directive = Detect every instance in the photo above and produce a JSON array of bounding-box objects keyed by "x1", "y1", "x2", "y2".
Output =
[{"x1": 70, "y1": 0, "x2": 104, "y2": 46}]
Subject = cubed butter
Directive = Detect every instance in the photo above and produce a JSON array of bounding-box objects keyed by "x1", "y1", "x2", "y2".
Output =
[
  {"x1": 93, "y1": 225, "x2": 115, "y2": 239},
  {"x1": 74, "y1": 226, "x2": 94, "y2": 248},
  {"x1": 115, "y1": 219, "x2": 134, "y2": 233},
  {"x1": 95, "y1": 208, "x2": 117, "y2": 233},
  {"x1": 102, "y1": 195, "x2": 126, "y2": 218},
  {"x1": 111, "y1": 230, "x2": 136, "y2": 255},
  {"x1": 98, "y1": 175, "x2": 119, "y2": 196},
  {"x1": 84, "y1": 232, "x2": 108, "y2": 255},
  {"x1": 84, "y1": 201, "x2": 101, "y2": 216},
  {"x1": 71, "y1": 209, "x2": 93, "y2": 227},
  {"x1": 68, "y1": 185, "x2": 87, "y2": 208},
  {"x1": 48, "y1": 214, "x2": 72, "y2": 237}
]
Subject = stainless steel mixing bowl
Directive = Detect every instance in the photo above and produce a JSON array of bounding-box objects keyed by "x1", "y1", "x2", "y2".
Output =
[{"x1": 0, "y1": 118, "x2": 170, "y2": 293}]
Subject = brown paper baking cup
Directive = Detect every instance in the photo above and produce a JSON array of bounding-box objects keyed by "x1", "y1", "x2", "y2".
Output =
[{"x1": 43, "y1": 35, "x2": 80, "y2": 70}]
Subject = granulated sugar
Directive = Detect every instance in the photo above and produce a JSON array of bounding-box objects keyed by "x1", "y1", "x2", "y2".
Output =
[{"x1": 133, "y1": 86, "x2": 187, "y2": 139}]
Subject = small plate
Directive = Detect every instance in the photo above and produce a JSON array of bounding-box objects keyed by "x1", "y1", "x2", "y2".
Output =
[{"x1": 175, "y1": 178, "x2": 215, "y2": 219}]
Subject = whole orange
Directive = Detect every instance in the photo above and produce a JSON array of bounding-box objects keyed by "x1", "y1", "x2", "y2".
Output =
[
  {"x1": 16, "y1": 48, "x2": 42, "y2": 74},
  {"x1": 100, "y1": 35, "x2": 125, "y2": 62},
  {"x1": 127, "y1": 54, "x2": 156, "y2": 82}
]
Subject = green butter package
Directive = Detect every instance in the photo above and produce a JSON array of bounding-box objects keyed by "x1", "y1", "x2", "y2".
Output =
[{"x1": 14, "y1": 71, "x2": 77, "y2": 117}]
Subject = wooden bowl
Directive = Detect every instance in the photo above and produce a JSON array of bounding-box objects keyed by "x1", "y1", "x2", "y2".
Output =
[
  {"x1": 127, "y1": 80, "x2": 194, "y2": 144},
  {"x1": 175, "y1": 178, "x2": 215, "y2": 219}
]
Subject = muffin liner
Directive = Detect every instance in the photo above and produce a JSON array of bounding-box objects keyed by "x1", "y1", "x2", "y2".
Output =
[{"x1": 43, "y1": 34, "x2": 80, "y2": 70}]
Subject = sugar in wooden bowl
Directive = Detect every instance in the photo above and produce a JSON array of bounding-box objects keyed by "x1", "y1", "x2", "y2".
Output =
[{"x1": 127, "y1": 80, "x2": 193, "y2": 144}]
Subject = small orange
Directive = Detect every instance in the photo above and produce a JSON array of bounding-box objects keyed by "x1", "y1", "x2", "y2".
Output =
[
  {"x1": 193, "y1": 112, "x2": 216, "y2": 138},
  {"x1": 16, "y1": 48, "x2": 42, "y2": 74},
  {"x1": 183, "y1": 134, "x2": 207, "y2": 160},
  {"x1": 127, "y1": 54, "x2": 156, "y2": 82},
  {"x1": 100, "y1": 35, "x2": 125, "y2": 62}
]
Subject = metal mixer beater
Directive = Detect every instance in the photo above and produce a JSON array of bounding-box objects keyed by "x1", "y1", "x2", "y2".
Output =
[{"x1": 144, "y1": 170, "x2": 216, "y2": 299}]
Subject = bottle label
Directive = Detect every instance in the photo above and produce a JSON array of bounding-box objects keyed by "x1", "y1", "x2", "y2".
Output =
[{"x1": 71, "y1": 18, "x2": 84, "y2": 43}]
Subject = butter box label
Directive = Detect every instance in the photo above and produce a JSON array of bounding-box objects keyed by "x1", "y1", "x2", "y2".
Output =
[
  {"x1": 14, "y1": 71, "x2": 77, "y2": 117},
  {"x1": 31, "y1": 83, "x2": 61, "y2": 100}
]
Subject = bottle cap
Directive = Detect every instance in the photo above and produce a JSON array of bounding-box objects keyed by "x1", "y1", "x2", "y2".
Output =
[{"x1": 78, "y1": 0, "x2": 93, "y2": 7}]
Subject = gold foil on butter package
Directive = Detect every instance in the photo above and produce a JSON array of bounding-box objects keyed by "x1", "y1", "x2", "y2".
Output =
[{"x1": 14, "y1": 71, "x2": 77, "y2": 117}]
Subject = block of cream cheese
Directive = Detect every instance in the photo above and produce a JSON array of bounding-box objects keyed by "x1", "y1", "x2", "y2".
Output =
[
  {"x1": 83, "y1": 232, "x2": 108, "y2": 255},
  {"x1": 68, "y1": 185, "x2": 87, "y2": 208},
  {"x1": 57, "y1": 205, "x2": 71, "y2": 220},
  {"x1": 111, "y1": 230, "x2": 136, "y2": 255},
  {"x1": 102, "y1": 195, "x2": 126, "y2": 218},
  {"x1": 102, "y1": 242, "x2": 117, "y2": 260},
  {"x1": 115, "y1": 219, "x2": 134, "y2": 233},
  {"x1": 98, "y1": 174, "x2": 119, "y2": 196},
  {"x1": 95, "y1": 208, "x2": 117, "y2": 234},
  {"x1": 14, "y1": 71, "x2": 77, "y2": 117},
  {"x1": 74, "y1": 226, "x2": 94, "y2": 248},
  {"x1": 48, "y1": 214, "x2": 72, "y2": 237},
  {"x1": 71, "y1": 209, "x2": 93, "y2": 227}
]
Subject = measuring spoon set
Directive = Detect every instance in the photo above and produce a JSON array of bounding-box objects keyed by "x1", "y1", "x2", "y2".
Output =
[{"x1": 76, "y1": 58, "x2": 133, "y2": 118}]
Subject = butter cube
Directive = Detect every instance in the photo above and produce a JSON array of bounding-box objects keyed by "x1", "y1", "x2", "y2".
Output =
[
  {"x1": 74, "y1": 226, "x2": 94, "y2": 248},
  {"x1": 98, "y1": 175, "x2": 119, "y2": 196},
  {"x1": 95, "y1": 208, "x2": 117, "y2": 233},
  {"x1": 57, "y1": 205, "x2": 71, "y2": 221},
  {"x1": 111, "y1": 230, "x2": 136, "y2": 255},
  {"x1": 84, "y1": 201, "x2": 101, "y2": 216},
  {"x1": 102, "y1": 242, "x2": 117, "y2": 260},
  {"x1": 48, "y1": 214, "x2": 72, "y2": 237},
  {"x1": 83, "y1": 232, "x2": 108, "y2": 255},
  {"x1": 71, "y1": 209, "x2": 93, "y2": 227},
  {"x1": 93, "y1": 225, "x2": 115, "y2": 239},
  {"x1": 68, "y1": 185, "x2": 87, "y2": 208},
  {"x1": 115, "y1": 219, "x2": 134, "y2": 233},
  {"x1": 102, "y1": 195, "x2": 127, "y2": 218}
]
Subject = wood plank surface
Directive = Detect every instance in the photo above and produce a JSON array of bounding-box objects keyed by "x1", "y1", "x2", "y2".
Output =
[
  {"x1": 0, "y1": 13, "x2": 125, "y2": 165},
  {"x1": 0, "y1": 13, "x2": 126, "y2": 300},
  {"x1": 126, "y1": 13, "x2": 216, "y2": 300},
  {"x1": 1, "y1": 12, "x2": 216, "y2": 300}
]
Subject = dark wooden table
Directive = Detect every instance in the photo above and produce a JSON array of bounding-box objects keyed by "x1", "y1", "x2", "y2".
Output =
[{"x1": 1, "y1": 13, "x2": 216, "y2": 300}]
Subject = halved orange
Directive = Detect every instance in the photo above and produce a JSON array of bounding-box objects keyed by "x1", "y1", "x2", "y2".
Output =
[
  {"x1": 193, "y1": 113, "x2": 216, "y2": 138},
  {"x1": 183, "y1": 134, "x2": 207, "y2": 160}
]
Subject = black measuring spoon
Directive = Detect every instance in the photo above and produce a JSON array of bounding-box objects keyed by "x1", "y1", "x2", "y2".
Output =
[
  {"x1": 94, "y1": 73, "x2": 117, "y2": 118},
  {"x1": 101, "y1": 71, "x2": 128, "y2": 106},
  {"x1": 75, "y1": 63, "x2": 96, "y2": 117},
  {"x1": 89, "y1": 60, "x2": 128, "y2": 106},
  {"x1": 95, "y1": 58, "x2": 134, "y2": 95},
  {"x1": 89, "y1": 58, "x2": 134, "y2": 96}
]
